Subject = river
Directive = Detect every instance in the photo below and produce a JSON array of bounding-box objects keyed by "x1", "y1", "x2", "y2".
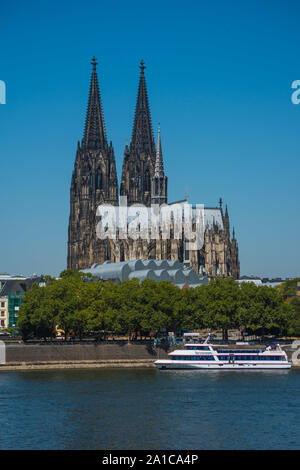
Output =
[{"x1": 0, "y1": 368, "x2": 299, "y2": 449}]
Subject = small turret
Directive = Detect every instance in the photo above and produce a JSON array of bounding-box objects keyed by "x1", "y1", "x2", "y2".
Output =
[
  {"x1": 223, "y1": 204, "x2": 230, "y2": 238},
  {"x1": 151, "y1": 125, "x2": 168, "y2": 205}
]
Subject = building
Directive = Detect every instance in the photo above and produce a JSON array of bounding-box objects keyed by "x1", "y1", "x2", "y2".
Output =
[
  {"x1": 68, "y1": 58, "x2": 240, "y2": 279},
  {"x1": 82, "y1": 259, "x2": 209, "y2": 288},
  {"x1": 0, "y1": 296, "x2": 8, "y2": 329},
  {"x1": 0, "y1": 276, "x2": 46, "y2": 329},
  {"x1": 0, "y1": 274, "x2": 26, "y2": 291},
  {"x1": 0, "y1": 280, "x2": 25, "y2": 328},
  {"x1": 237, "y1": 278, "x2": 263, "y2": 286},
  {"x1": 237, "y1": 276, "x2": 288, "y2": 288}
]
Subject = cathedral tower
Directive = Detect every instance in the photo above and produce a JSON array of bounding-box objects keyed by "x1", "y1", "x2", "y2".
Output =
[
  {"x1": 67, "y1": 57, "x2": 118, "y2": 270},
  {"x1": 120, "y1": 60, "x2": 156, "y2": 206}
]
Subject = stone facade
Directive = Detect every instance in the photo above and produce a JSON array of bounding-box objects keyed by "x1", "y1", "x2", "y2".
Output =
[{"x1": 68, "y1": 58, "x2": 240, "y2": 279}]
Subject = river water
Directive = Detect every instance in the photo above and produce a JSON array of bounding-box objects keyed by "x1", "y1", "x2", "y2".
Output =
[{"x1": 0, "y1": 368, "x2": 299, "y2": 450}]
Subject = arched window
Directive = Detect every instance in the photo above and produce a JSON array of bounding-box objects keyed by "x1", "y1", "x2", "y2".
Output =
[
  {"x1": 120, "y1": 243, "x2": 124, "y2": 262},
  {"x1": 166, "y1": 240, "x2": 171, "y2": 259},
  {"x1": 136, "y1": 166, "x2": 141, "y2": 189},
  {"x1": 96, "y1": 170, "x2": 102, "y2": 190},
  {"x1": 144, "y1": 169, "x2": 150, "y2": 191},
  {"x1": 89, "y1": 172, "x2": 93, "y2": 190}
]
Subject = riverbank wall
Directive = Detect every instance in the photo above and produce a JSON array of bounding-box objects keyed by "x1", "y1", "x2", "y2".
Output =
[
  {"x1": 0, "y1": 341, "x2": 168, "y2": 370},
  {"x1": 4, "y1": 341, "x2": 169, "y2": 361},
  {"x1": 0, "y1": 341, "x2": 299, "y2": 371}
]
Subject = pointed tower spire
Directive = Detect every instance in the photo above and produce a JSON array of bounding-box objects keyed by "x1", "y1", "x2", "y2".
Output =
[
  {"x1": 151, "y1": 124, "x2": 168, "y2": 205},
  {"x1": 154, "y1": 124, "x2": 164, "y2": 177},
  {"x1": 223, "y1": 204, "x2": 230, "y2": 238},
  {"x1": 130, "y1": 60, "x2": 156, "y2": 160},
  {"x1": 82, "y1": 57, "x2": 107, "y2": 151},
  {"x1": 120, "y1": 60, "x2": 157, "y2": 206}
]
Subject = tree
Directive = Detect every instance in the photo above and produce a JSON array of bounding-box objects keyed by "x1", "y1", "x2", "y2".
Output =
[{"x1": 204, "y1": 278, "x2": 240, "y2": 340}]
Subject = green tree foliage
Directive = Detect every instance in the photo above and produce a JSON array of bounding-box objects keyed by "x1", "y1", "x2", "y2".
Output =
[
  {"x1": 277, "y1": 278, "x2": 300, "y2": 297},
  {"x1": 17, "y1": 272, "x2": 300, "y2": 341}
]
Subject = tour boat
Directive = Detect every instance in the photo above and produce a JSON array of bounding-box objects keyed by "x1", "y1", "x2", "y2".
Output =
[{"x1": 155, "y1": 338, "x2": 291, "y2": 370}]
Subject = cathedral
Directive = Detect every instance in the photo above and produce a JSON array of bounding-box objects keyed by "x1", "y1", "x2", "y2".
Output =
[{"x1": 67, "y1": 57, "x2": 240, "y2": 279}]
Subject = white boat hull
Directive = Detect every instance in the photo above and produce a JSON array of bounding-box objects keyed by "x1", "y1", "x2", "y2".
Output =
[{"x1": 155, "y1": 360, "x2": 291, "y2": 370}]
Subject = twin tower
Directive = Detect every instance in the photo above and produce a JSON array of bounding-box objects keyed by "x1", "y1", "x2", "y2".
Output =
[{"x1": 68, "y1": 58, "x2": 168, "y2": 270}]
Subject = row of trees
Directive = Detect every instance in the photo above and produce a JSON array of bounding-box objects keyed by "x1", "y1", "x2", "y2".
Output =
[{"x1": 18, "y1": 270, "x2": 300, "y2": 341}]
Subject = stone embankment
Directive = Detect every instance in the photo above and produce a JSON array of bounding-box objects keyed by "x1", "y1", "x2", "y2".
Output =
[
  {"x1": 0, "y1": 341, "x2": 167, "y2": 371},
  {"x1": 0, "y1": 340, "x2": 299, "y2": 371},
  {"x1": 0, "y1": 359, "x2": 156, "y2": 371},
  {"x1": 290, "y1": 341, "x2": 300, "y2": 367}
]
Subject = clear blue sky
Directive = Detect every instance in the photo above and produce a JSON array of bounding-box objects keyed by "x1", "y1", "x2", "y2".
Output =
[{"x1": 0, "y1": 0, "x2": 299, "y2": 279}]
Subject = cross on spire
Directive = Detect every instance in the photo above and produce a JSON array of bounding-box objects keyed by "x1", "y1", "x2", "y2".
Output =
[
  {"x1": 139, "y1": 59, "x2": 145, "y2": 72},
  {"x1": 91, "y1": 56, "x2": 98, "y2": 68}
]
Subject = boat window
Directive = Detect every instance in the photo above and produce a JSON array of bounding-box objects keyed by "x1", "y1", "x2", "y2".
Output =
[{"x1": 220, "y1": 356, "x2": 229, "y2": 361}]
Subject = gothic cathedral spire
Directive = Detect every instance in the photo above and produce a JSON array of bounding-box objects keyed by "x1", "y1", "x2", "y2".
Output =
[
  {"x1": 82, "y1": 57, "x2": 107, "y2": 151},
  {"x1": 130, "y1": 60, "x2": 156, "y2": 159},
  {"x1": 120, "y1": 60, "x2": 157, "y2": 206}
]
